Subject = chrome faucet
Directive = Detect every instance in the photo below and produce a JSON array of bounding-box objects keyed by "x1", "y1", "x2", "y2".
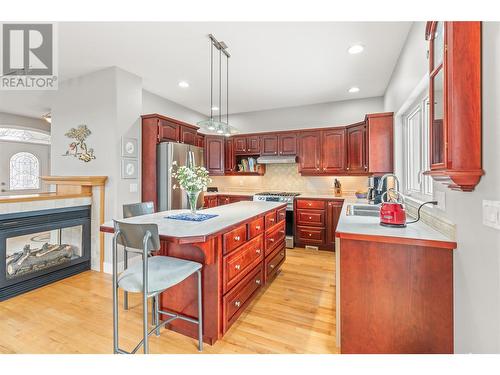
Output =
[{"x1": 377, "y1": 173, "x2": 400, "y2": 193}]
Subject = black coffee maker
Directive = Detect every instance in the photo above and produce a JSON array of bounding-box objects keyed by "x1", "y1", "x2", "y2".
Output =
[{"x1": 367, "y1": 176, "x2": 387, "y2": 204}]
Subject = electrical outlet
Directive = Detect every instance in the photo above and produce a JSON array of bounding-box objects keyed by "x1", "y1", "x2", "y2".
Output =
[
  {"x1": 483, "y1": 200, "x2": 500, "y2": 230},
  {"x1": 129, "y1": 183, "x2": 138, "y2": 193},
  {"x1": 434, "y1": 191, "x2": 446, "y2": 211}
]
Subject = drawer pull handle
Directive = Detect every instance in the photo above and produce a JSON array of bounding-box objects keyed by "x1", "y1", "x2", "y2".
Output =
[
  {"x1": 279, "y1": 230, "x2": 285, "y2": 235},
  {"x1": 308, "y1": 233, "x2": 312, "y2": 237},
  {"x1": 234, "y1": 301, "x2": 241, "y2": 308},
  {"x1": 255, "y1": 225, "x2": 261, "y2": 230},
  {"x1": 234, "y1": 236, "x2": 241, "y2": 241},
  {"x1": 256, "y1": 249, "x2": 261, "y2": 254},
  {"x1": 281, "y1": 252, "x2": 285, "y2": 256},
  {"x1": 270, "y1": 218, "x2": 275, "y2": 222},
  {"x1": 270, "y1": 264, "x2": 275, "y2": 269},
  {"x1": 308, "y1": 203, "x2": 312, "y2": 206},
  {"x1": 255, "y1": 279, "x2": 261, "y2": 285},
  {"x1": 235, "y1": 264, "x2": 241, "y2": 270},
  {"x1": 308, "y1": 216, "x2": 312, "y2": 219},
  {"x1": 269, "y1": 238, "x2": 275, "y2": 242}
]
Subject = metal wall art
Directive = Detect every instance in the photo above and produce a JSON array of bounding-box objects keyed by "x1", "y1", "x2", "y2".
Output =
[{"x1": 62, "y1": 124, "x2": 96, "y2": 162}]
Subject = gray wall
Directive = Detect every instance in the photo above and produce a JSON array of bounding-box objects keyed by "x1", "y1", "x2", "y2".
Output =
[
  {"x1": 384, "y1": 21, "x2": 500, "y2": 353},
  {"x1": 0, "y1": 112, "x2": 50, "y2": 133},
  {"x1": 229, "y1": 97, "x2": 384, "y2": 133}
]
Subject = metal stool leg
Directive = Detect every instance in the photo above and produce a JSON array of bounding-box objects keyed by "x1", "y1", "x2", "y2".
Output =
[
  {"x1": 112, "y1": 232, "x2": 120, "y2": 354},
  {"x1": 123, "y1": 250, "x2": 129, "y2": 310},
  {"x1": 197, "y1": 269, "x2": 203, "y2": 352},
  {"x1": 142, "y1": 252, "x2": 149, "y2": 354},
  {"x1": 152, "y1": 296, "x2": 156, "y2": 327},
  {"x1": 154, "y1": 294, "x2": 160, "y2": 336}
]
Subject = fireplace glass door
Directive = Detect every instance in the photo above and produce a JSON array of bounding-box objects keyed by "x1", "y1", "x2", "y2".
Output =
[{"x1": 6, "y1": 225, "x2": 84, "y2": 280}]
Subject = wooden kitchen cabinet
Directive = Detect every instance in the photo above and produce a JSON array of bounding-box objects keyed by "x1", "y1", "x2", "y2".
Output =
[
  {"x1": 322, "y1": 128, "x2": 346, "y2": 173},
  {"x1": 205, "y1": 136, "x2": 225, "y2": 176},
  {"x1": 366, "y1": 113, "x2": 394, "y2": 175},
  {"x1": 234, "y1": 135, "x2": 260, "y2": 154},
  {"x1": 326, "y1": 200, "x2": 343, "y2": 249},
  {"x1": 225, "y1": 138, "x2": 236, "y2": 173},
  {"x1": 346, "y1": 122, "x2": 367, "y2": 174},
  {"x1": 179, "y1": 125, "x2": 197, "y2": 145},
  {"x1": 298, "y1": 131, "x2": 322, "y2": 173},
  {"x1": 196, "y1": 134, "x2": 205, "y2": 148},
  {"x1": 423, "y1": 21, "x2": 483, "y2": 191},
  {"x1": 158, "y1": 118, "x2": 179, "y2": 142},
  {"x1": 203, "y1": 195, "x2": 218, "y2": 208},
  {"x1": 261, "y1": 134, "x2": 279, "y2": 155},
  {"x1": 294, "y1": 198, "x2": 342, "y2": 251}
]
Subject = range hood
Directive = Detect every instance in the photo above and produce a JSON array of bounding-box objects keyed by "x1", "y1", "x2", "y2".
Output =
[{"x1": 256, "y1": 155, "x2": 298, "y2": 164}]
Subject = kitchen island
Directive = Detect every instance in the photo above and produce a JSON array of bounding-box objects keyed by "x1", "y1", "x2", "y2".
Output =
[
  {"x1": 100, "y1": 201, "x2": 287, "y2": 344},
  {"x1": 335, "y1": 200, "x2": 457, "y2": 353}
]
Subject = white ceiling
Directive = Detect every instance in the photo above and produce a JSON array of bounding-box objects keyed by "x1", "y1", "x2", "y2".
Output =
[{"x1": 0, "y1": 22, "x2": 412, "y2": 119}]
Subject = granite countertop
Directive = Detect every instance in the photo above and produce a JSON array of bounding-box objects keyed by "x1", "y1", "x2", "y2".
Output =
[
  {"x1": 336, "y1": 199, "x2": 456, "y2": 248},
  {"x1": 101, "y1": 201, "x2": 286, "y2": 241},
  {"x1": 204, "y1": 191, "x2": 354, "y2": 199}
]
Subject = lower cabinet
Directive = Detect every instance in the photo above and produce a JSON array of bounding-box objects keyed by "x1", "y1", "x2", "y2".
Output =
[
  {"x1": 294, "y1": 198, "x2": 343, "y2": 251},
  {"x1": 222, "y1": 208, "x2": 286, "y2": 333},
  {"x1": 203, "y1": 195, "x2": 218, "y2": 208}
]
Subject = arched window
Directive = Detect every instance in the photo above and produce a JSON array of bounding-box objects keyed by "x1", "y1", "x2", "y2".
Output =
[{"x1": 9, "y1": 152, "x2": 40, "y2": 190}]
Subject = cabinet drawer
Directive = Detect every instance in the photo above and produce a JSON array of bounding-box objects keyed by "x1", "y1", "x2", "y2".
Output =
[
  {"x1": 223, "y1": 234, "x2": 263, "y2": 293},
  {"x1": 296, "y1": 199, "x2": 326, "y2": 210},
  {"x1": 296, "y1": 209, "x2": 325, "y2": 227},
  {"x1": 277, "y1": 207, "x2": 286, "y2": 222},
  {"x1": 223, "y1": 224, "x2": 247, "y2": 255},
  {"x1": 265, "y1": 211, "x2": 277, "y2": 228},
  {"x1": 296, "y1": 226, "x2": 325, "y2": 244},
  {"x1": 265, "y1": 244, "x2": 286, "y2": 280},
  {"x1": 223, "y1": 263, "x2": 264, "y2": 333},
  {"x1": 265, "y1": 222, "x2": 286, "y2": 255},
  {"x1": 248, "y1": 217, "x2": 264, "y2": 239}
]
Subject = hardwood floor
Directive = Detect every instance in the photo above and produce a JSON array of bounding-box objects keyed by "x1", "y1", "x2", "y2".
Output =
[{"x1": 0, "y1": 248, "x2": 337, "y2": 354}]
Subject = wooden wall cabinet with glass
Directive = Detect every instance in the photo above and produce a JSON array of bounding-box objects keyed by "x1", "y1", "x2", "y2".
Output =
[{"x1": 424, "y1": 21, "x2": 483, "y2": 191}]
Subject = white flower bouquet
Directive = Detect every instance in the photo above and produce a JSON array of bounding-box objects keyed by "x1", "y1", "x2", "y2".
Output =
[{"x1": 171, "y1": 161, "x2": 212, "y2": 214}]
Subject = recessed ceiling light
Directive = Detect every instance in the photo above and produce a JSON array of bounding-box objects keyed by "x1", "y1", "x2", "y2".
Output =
[
  {"x1": 348, "y1": 44, "x2": 364, "y2": 54},
  {"x1": 178, "y1": 81, "x2": 189, "y2": 88},
  {"x1": 348, "y1": 86, "x2": 360, "y2": 93},
  {"x1": 211, "y1": 106, "x2": 219, "y2": 111}
]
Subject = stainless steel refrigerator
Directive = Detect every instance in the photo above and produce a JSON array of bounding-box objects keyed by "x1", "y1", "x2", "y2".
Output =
[{"x1": 157, "y1": 142, "x2": 205, "y2": 212}]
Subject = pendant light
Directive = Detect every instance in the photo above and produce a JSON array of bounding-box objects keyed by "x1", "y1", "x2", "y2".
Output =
[{"x1": 197, "y1": 34, "x2": 234, "y2": 136}]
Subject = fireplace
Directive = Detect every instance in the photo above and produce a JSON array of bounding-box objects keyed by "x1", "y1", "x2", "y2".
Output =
[{"x1": 0, "y1": 205, "x2": 91, "y2": 301}]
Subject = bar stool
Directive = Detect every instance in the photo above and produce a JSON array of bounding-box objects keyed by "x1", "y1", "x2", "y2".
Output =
[
  {"x1": 112, "y1": 220, "x2": 203, "y2": 354},
  {"x1": 121, "y1": 202, "x2": 155, "y2": 321}
]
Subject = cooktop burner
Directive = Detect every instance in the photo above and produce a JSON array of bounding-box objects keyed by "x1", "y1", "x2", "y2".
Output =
[{"x1": 255, "y1": 192, "x2": 300, "y2": 197}]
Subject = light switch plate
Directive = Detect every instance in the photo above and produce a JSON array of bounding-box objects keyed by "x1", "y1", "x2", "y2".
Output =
[
  {"x1": 129, "y1": 183, "x2": 138, "y2": 193},
  {"x1": 483, "y1": 200, "x2": 500, "y2": 230}
]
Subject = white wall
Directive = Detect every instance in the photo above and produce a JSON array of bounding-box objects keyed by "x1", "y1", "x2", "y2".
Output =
[
  {"x1": 384, "y1": 21, "x2": 500, "y2": 353},
  {"x1": 0, "y1": 112, "x2": 50, "y2": 133},
  {"x1": 228, "y1": 96, "x2": 384, "y2": 134},
  {"x1": 142, "y1": 89, "x2": 206, "y2": 125}
]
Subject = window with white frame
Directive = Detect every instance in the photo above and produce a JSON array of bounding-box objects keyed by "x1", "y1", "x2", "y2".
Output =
[
  {"x1": 9, "y1": 152, "x2": 40, "y2": 190},
  {"x1": 403, "y1": 97, "x2": 433, "y2": 200}
]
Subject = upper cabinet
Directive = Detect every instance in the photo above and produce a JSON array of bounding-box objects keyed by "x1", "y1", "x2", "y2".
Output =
[
  {"x1": 366, "y1": 112, "x2": 394, "y2": 175},
  {"x1": 204, "y1": 136, "x2": 225, "y2": 176},
  {"x1": 424, "y1": 21, "x2": 483, "y2": 191},
  {"x1": 298, "y1": 131, "x2": 322, "y2": 173},
  {"x1": 234, "y1": 135, "x2": 260, "y2": 154},
  {"x1": 322, "y1": 128, "x2": 346, "y2": 173},
  {"x1": 224, "y1": 138, "x2": 236, "y2": 173},
  {"x1": 346, "y1": 122, "x2": 367, "y2": 174},
  {"x1": 261, "y1": 132, "x2": 297, "y2": 156}
]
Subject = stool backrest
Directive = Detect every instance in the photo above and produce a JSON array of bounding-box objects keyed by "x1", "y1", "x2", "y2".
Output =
[
  {"x1": 113, "y1": 220, "x2": 160, "y2": 252},
  {"x1": 123, "y1": 202, "x2": 155, "y2": 218}
]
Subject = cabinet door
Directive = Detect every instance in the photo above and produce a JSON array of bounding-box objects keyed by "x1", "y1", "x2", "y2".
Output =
[
  {"x1": 326, "y1": 200, "x2": 343, "y2": 250},
  {"x1": 205, "y1": 136, "x2": 225, "y2": 175},
  {"x1": 278, "y1": 133, "x2": 297, "y2": 156},
  {"x1": 367, "y1": 113, "x2": 394, "y2": 174},
  {"x1": 158, "y1": 119, "x2": 179, "y2": 142},
  {"x1": 298, "y1": 131, "x2": 321, "y2": 173},
  {"x1": 347, "y1": 123, "x2": 367, "y2": 174},
  {"x1": 261, "y1": 135, "x2": 279, "y2": 155},
  {"x1": 196, "y1": 134, "x2": 205, "y2": 148},
  {"x1": 322, "y1": 128, "x2": 346, "y2": 173},
  {"x1": 225, "y1": 138, "x2": 236, "y2": 173},
  {"x1": 234, "y1": 137, "x2": 247, "y2": 154},
  {"x1": 246, "y1": 136, "x2": 260, "y2": 154},
  {"x1": 180, "y1": 125, "x2": 197, "y2": 145}
]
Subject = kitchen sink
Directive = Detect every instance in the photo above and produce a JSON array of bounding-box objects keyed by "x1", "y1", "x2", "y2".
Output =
[{"x1": 346, "y1": 204, "x2": 380, "y2": 217}]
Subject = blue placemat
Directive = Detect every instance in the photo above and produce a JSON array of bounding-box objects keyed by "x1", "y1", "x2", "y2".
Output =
[{"x1": 165, "y1": 213, "x2": 219, "y2": 222}]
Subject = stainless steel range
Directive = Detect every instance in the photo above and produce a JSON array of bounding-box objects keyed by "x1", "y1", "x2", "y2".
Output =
[{"x1": 253, "y1": 192, "x2": 300, "y2": 248}]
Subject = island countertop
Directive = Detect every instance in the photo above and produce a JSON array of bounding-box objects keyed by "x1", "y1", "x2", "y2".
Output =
[
  {"x1": 335, "y1": 199, "x2": 456, "y2": 249},
  {"x1": 100, "y1": 201, "x2": 286, "y2": 243}
]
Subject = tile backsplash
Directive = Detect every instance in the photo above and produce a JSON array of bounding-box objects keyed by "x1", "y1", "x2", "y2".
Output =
[{"x1": 210, "y1": 164, "x2": 368, "y2": 195}]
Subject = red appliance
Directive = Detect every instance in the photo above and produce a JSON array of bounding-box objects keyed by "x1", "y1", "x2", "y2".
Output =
[{"x1": 379, "y1": 190, "x2": 407, "y2": 227}]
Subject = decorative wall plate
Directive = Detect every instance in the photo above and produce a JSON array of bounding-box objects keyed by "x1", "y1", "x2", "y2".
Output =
[
  {"x1": 121, "y1": 137, "x2": 138, "y2": 158},
  {"x1": 121, "y1": 158, "x2": 138, "y2": 179}
]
